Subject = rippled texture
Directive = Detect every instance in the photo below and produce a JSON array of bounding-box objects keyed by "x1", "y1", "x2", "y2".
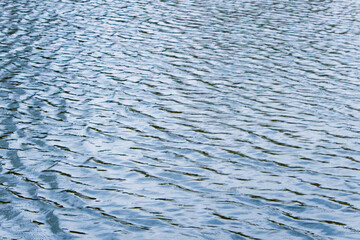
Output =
[{"x1": 1, "y1": 0, "x2": 360, "y2": 239}]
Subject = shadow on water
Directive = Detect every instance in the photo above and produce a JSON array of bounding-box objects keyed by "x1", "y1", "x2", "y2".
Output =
[{"x1": 1, "y1": 0, "x2": 360, "y2": 239}]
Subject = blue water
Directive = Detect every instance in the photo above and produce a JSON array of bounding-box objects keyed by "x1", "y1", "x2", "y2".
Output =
[{"x1": 1, "y1": 0, "x2": 360, "y2": 239}]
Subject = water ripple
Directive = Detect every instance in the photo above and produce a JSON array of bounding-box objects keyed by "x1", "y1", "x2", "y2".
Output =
[{"x1": 1, "y1": 0, "x2": 360, "y2": 239}]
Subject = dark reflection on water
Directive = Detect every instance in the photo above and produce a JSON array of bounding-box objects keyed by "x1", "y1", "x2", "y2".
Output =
[{"x1": 1, "y1": 0, "x2": 360, "y2": 239}]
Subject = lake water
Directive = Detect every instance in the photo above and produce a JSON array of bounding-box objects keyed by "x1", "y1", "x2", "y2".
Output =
[{"x1": 1, "y1": 0, "x2": 360, "y2": 239}]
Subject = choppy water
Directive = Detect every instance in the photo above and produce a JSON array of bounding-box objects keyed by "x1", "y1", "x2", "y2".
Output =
[{"x1": 1, "y1": 0, "x2": 360, "y2": 239}]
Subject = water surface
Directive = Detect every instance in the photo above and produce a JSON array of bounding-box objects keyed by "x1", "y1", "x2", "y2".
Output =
[{"x1": 1, "y1": 0, "x2": 360, "y2": 239}]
